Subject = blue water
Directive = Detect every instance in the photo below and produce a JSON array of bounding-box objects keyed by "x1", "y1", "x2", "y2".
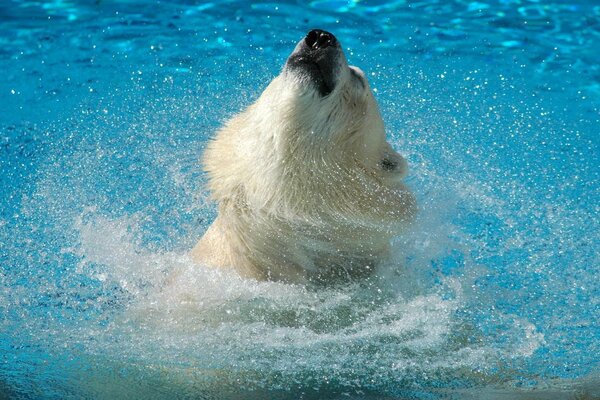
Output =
[{"x1": 1, "y1": 0, "x2": 599, "y2": 398}]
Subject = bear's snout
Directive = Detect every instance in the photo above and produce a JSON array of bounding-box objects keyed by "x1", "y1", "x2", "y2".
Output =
[
  {"x1": 285, "y1": 29, "x2": 344, "y2": 97},
  {"x1": 304, "y1": 29, "x2": 337, "y2": 50}
]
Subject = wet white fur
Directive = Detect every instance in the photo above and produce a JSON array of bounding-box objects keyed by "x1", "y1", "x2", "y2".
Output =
[{"x1": 191, "y1": 53, "x2": 416, "y2": 283}]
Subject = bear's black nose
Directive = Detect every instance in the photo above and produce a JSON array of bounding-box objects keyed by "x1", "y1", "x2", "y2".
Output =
[{"x1": 305, "y1": 29, "x2": 337, "y2": 49}]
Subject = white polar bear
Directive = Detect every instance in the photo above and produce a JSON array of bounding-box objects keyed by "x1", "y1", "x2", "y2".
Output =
[{"x1": 191, "y1": 29, "x2": 416, "y2": 284}]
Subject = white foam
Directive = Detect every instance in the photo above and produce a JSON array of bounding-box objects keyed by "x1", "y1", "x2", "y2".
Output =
[{"x1": 65, "y1": 212, "x2": 546, "y2": 395}]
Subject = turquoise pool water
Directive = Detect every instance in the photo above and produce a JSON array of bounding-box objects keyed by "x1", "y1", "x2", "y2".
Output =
[{"x1": 1, "y1": 0, "x2": 599, "y2": 398}]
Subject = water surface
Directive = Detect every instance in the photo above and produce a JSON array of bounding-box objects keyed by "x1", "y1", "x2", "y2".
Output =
[{"x1": 1, "y1": 0, "x2": 599, "y2": 398}]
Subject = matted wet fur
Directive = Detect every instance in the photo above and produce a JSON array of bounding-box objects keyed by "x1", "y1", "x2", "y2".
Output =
[{"x1": 191, "y1": 30, "x2": 416, "y2": 284}]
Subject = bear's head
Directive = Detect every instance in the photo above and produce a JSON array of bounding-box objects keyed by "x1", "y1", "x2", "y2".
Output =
[
  {"x1": 244, "y1": 29, "x2": 406, "y2": 179},
  {"x1": 205, "y1": 30, "x2": 410, "y2": 217},
  {"x1": 196, "y1": 30, "x2": 416, "y2": 281}
]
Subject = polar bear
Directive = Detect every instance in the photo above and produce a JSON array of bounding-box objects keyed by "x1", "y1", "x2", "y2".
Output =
[{"x1": 191, "y1": 29, "x2": 416, "y2": 284}]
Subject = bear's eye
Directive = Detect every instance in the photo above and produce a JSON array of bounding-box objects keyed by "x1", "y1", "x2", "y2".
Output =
[{"x1": 350, "y1": 69, "x2": 366, "y2": 90}]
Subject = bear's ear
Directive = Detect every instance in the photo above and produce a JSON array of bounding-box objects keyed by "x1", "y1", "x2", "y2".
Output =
[{"x1": 379, "y1": 143, "x2": 408, "y2": 180}]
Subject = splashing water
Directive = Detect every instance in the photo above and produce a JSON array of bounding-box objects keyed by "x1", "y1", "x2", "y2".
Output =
[{"x1": 1, "y1": 0, "x2": 599, "y2": 399}]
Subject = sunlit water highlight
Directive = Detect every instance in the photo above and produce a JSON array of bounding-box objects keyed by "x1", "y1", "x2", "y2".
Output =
[{"x1": 1, "y1": 0, "x2": 599, "y2": 399}]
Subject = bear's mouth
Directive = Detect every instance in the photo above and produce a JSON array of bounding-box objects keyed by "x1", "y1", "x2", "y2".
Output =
[
  {"x1": 286, "y1": 56, "x2": 336, "y2": 96},
  {"x1": 284, "y1": 29, "x2": 342, "y2": 97}
]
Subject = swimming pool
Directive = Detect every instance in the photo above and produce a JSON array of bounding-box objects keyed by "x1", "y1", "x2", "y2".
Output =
[{"x1": 1, "y1": 0, "x2": 599, "y2": 398}]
